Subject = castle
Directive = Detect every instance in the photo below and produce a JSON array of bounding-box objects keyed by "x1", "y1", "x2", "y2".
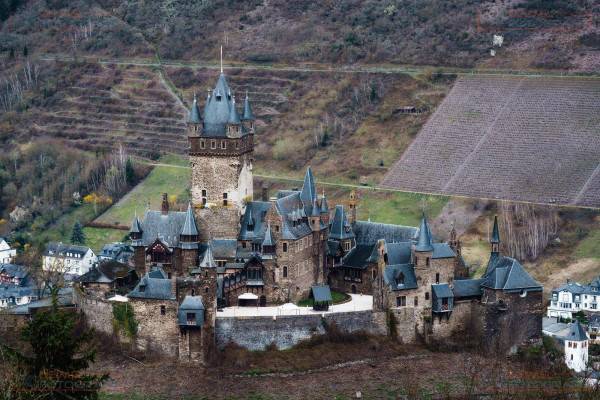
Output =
[{"x1": 74, "y1": 69, "x2": 543, "y2": 363}]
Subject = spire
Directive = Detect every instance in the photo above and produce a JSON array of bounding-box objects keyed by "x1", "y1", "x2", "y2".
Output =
[
  {"x1": 320, "y1": 191, "x2": 329, "y2": 213},
  {"x1": 262, "y1": 222, "x2": 275, "y2": 247},
  {"x1": 220, "y1": 45, "x2": 223, "y2": 73},
  {"x1": 199, "y1": 245, "x2": 216, "y2": 268},
  {"x1": 329, "y1": 205, "x2": 354, "y2": 240},
  {"x1": 188, "y1": 92, "x2": 201, "y2": 124},
  {"x1": 415, "y1": 213, "x2": 433, "y2": 252},
  {"x1": 130, "y1": 212, "x2": 142, "y2": 234},
  {"x1": 181, "y1": 202, "x2": 199, "y2": 237},
  {"x1": 491, "y1": 215, "x2": 500, "y2": 244},
  {"x1": 300, "y1": 167, "x2": 317, "y2": 208},
  {"x1": 242, "y1": 90, "x2": 255, "y2": 121},
  {"x1": 228, "y1": 96, "x2": 241, "y2": 124},
  {"x1": 247, "y1": 207, "x2": 255, "y2": 229}
]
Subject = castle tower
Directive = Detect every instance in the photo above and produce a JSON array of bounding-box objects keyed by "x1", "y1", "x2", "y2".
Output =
[
  {"x1": 179, "y1": 202, "x2": 200, "y2": 274},
  {"x1": 490, "y1": 215, "x2": 500, "y2": 254},
  {"x1": 187, "y1": 71, "x2": 255, "y2": 239},
  {"x1": 413, "y1": 213, "x2": 433, "y2": 268},
  {"x1": 129, "y1": 212, "x2": 146, "y2": 277}
]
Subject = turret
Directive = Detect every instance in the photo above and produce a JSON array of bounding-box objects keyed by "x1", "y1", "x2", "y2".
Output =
[
  {"x1": 241, "y1": 91, "x2": 255, "y2": 133},
  {"x1": 187, "y1": 93, "x2": 202, "y2": 136},
  {"x1": 490, "y1": 215, "x2": 500, "y2": 254},
  {"x1": 348, "y1": 190, "x2": 357, "y2": 224},
  {"x1": 262, "y1": 222, "x2": 276, "y2": 254},
  {"x1": 129, "y1": 213, "x2": 143, "y2": 242},
  {"x1": 227, "y1": 96, "x2": 242, "y2": 137},
  {"x1": 310, "y1": 196, "x2": 321, "y2": 232},
  {"x1": 413, "y1": 213, "x2": 433, "y2": 268},
  {"x1": 300, "y1": 167, "x2": 317, "y2": 210},
  {"x1": 320, "y1": 192, "x2": 330, "y2": 224},
  {"x1": 180, "y1": 202, "x2": 199, "y2": 248}
]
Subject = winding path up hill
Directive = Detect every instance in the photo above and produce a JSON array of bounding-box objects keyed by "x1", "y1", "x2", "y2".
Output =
[{"x1": 382, "y1": 76, "x2": 600, "y2": 208}]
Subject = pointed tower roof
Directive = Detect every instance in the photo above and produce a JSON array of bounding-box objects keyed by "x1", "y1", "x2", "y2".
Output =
[
  {"x1": 320, "y1": 192, "x2": 329, "y2": 213},
  {"x1": 203, "y1": 72, "x2": 235, "y2": 136},
  {"x1": 247, "y1": 207, "x2": 255, "y2": 227},
  {"x1": 415, "y1": 213, "x2": 434, "y2": 252},
  {"x1": 262, "y1": 223, "x2": 275, "y2": 247},
  {"x1": 300, "y1": 167, "x2": 317, "y2": 208},
  {"x1": 130, "y1": 213, "x2": 142, "y2": 234},
  {"x1": 491, "y1": 215, "x2": 500, "y2": 244},
  {"x1": 329, "y1": 205, "x2": 355, "y2": 240},
  {"x1": 199, "y1": 245, "x2": 216, "y2": 268},
  {"x1": 181, "y1": 202, "x2": 199, "y2": 236},
  {"x1": 228, "y1": 96, "x2": 241, "y2": 124},
  {"x1": 242, "y1": 91, "x2": 255, "y2": 121},
  {"x1": 311, "y1": 196, "x2": 321, "y2": 217},
  {"x1": 188, "y1": 93, "x2": 201, "y2": 124}
]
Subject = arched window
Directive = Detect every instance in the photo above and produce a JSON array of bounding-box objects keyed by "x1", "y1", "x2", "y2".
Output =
[{"x1": 283, "y1": 266, "x2": 288, "y2": 278}]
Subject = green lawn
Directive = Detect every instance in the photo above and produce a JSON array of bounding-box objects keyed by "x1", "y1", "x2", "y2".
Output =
[
  {"x1": 357, "y1": 191, "x2": 448, "y2": 227},
  {"x1": 297, "y1": 291, "x2": 349, "y2": 307},
  {"x1": 96, "y1": 165, "x2": 190, "y2": 226},
  {"x1": 35, "y1": 203, "x2": 104, "y2": 245},
  {"x1": 83, "y1": 227, "x2": 129, "y2": 253},
  {"x1": 575, "y1": 228, "x2": 600, "y2": 260}
]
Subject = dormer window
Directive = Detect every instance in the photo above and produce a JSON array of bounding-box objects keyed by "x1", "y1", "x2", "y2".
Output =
[{"x1": 396, "y1": 272, "x2": 405, "y2": 286}]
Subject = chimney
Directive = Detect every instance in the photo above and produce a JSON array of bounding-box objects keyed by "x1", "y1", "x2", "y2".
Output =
[
  {"x1": 161, "y1": 193, "x2": 169, "y2": 215},
  {"x1": 261, "y1": 183, "x2": 269, "y2": 202}
]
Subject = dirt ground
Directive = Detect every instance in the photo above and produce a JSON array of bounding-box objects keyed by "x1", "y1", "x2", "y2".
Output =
[{"x1": 91, "y1": 343, "x2": 576, "y2": 400}]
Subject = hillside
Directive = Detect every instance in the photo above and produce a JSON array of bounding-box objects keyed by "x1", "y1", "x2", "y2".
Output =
[
  {"x1": 382, "y1": 75, "x2": 600, "y2": 208},
  {"x1": 1, "y1": 0, "x2": 597, "y2": 71}
]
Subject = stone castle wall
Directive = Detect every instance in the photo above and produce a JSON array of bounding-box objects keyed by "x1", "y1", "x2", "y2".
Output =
[
  {"x1": 130, "y1": 298, "x2": 179, "y2": 356},
  {"x1": 215, "y1": 310, "x2": 387, "y2": 351},
  {"x1": 196, "y1": 207, "x2": 240, "y2": 240},
  {"x1": 73, "y1": 289, "x2": 114, "y2": 336}
]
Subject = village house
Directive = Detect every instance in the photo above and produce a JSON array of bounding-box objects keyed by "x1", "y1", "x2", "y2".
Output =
[
  {"x1": 0, "y1": 264, "x2": 37, "y2": 309},
  {"x1": 42, "y1": 242, "x2": 97, "y2": 278},
  {"x1": 98, "y1": 242, "x2": 134, "y2": 264},
  {"x1": 0, "y1": 238, "x2": 16, "y2": 264},
  {"x1": 543, "y1": 317, "x2": 590, "y2": 372},
  {"x1": 547, "y1": 276, "x2": 600, "y2": 319}
]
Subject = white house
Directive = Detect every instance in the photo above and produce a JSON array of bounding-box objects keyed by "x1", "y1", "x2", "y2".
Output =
[
  {"x1": 547, "y1": 278, "x2": 600, "y2": 319},
  {"x1": 0, "y1": 238, "x2": 16, "y2": 264},
  {"x1": 43, "y1": 242, "x2": 97, "y2": 277},
  {"x1": 543, "y1": 317, "x2": 589, "y2": 373}
]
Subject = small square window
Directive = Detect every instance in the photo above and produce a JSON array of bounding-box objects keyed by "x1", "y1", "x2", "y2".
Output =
[
  {"x1": 160, "y1": 305, "x2": 166, "y2": 315},
  {"x1": 200, "y1": 140, "x2": 205, "y2": 149},
  {"x1": 211, "y1": 140, "x2": 216, "y2": 149}
]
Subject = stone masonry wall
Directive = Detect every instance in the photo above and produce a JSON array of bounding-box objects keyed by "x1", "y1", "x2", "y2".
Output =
[
  {"x1": 130, "y1": 298, "x2": 179, "y2": 357},
  {"x1": 73, "y1": 289, "x2": 114, "y2": 336},
  {"x1": 215, "y1": 310, "x2": 387, "y2": 351}
]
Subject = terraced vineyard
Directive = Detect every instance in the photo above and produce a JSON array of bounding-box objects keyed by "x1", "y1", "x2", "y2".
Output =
[
  {"x1": 382, "y1": 76, "x2": 600, "y2": 208},
  {"x1": 27, "y1": 64, "x2": 188, "y2": 157}
]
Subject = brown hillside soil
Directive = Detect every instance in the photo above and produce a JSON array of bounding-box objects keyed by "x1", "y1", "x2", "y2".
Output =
[{"x1": 91, "y1": 341, "x2": 570, "y2": 399}]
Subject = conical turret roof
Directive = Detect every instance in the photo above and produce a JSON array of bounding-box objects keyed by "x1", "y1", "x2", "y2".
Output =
[
  {"x1": 491, "y1": 215, "x2": 500, "y2": 244},
  {"x1": 199, "y1": 245, "x2": 216, "y2": 268},
  {"x1": 320, "y1": 193, "x2": 329, "y2": 213},
  {"x1": 262, "y1": 223, "x2": 275, "y2": 247},
  {"x1": 242, "y1": 91, "x2": 255, "y2": 121},
  {"x1": 311, "y1": 196, "x2": 320, "y2": 217},
  {"x1": 415, "y1": 213, "x2": 433, "y2": 252},
  {"x1": 228, "y1": 97, "x2": 241, "y2": 124},
  {"x1": 188, "y1": 93, "x2": 201, "y2": 124},
  {"x1": 181, "y1": 202, "x2": 199, "y2": 236},
  {"x1": 300, "y1": 167, "x2": 317, "y2": 208},
  {"x1": 130, "y1": 213, "x2": 142, "y2": 234}
]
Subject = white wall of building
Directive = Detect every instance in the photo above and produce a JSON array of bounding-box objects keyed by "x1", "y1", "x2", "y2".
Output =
[
  {"x1": 43, "y1": 249, "x2": 97, "y2": 276},
  {"x1": 564, "y1": 338, "x2": 589, "y2": 373}
]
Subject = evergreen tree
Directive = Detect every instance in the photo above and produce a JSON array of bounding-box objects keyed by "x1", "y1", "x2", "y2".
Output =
[
  {"x1": 71, "y1": 221, "x2": 86, "y2": 245},
  {"x1": 2, "y1": 291, "x2": 107, "y2": 399},
  {"x1": 125, "y1": 158, "x2": 136, "y2": 186}
]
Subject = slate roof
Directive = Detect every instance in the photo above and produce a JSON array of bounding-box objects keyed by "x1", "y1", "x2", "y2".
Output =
[
  {"x1": 384, "y1": 242, "x2": 412, "y2": 265},
  {"x1": 327, "y1": 240, "x2": 341, "y2": 256},
  {"x1": 482, "y1": 255, "x2": 542, "y2": 292},
  {"x1": 188, "y1": 94, "x2": 201, "y2": 124},
  {"x1": 239, "y1": 201, "x2": 272, "y2": 242},
  {"x1": 320, "y1": 195, "x2": 329, "y2": 213},
  {"x1": 0, "y1": 264, "x2": 27, "y2": 280},
  {"x1": 352, "y1": 221, "x2": 418, "y2": 244},
  {"x1": 341, "y1": 244, "x2": 376, "y2": 269},
  {"x1": 201, "y1": 73, "x2": 253, "y2": 137},
  {"x1": 300, "y1": 167, "x2": 317, "y2": 214},
  {"x1": 554, "y1": 282, "x2": 587, "y2": 295},
  {"x1": 44, "y1": 242, "x2": 91, "y2": 258},
  {"x1": 311, "y1": 285, "x2": 332, "y2": 303},
  {"x1": 129, "y1": 214, "x2": 142, "y2": 234},
  {"x1": 242, "y1": 92, "x2": 255, "y2": 121},
  {"x1": 432, "y1": 283, "x2": 454, "y2": 299},
  {"x1": 383, "y1": 264, "x2": 418, "y2": 291},
  {"x1": 415, "y1": 214, "x2": 433, "y2": 252},
  {"x1": 98, "y1": 242, "x2": 133, "y2": 261},
  {"x1": 274, "y1": 193, "x2": 313, "y2": 240},
  {"x1": 0, "y1": 285, "x2": 36, "y2": 301},
  {"x1": 199, "y1": 245, "x2": 217, "y2": 269},
  {"x1": 588, "y1": 314, "x2": 600, "y2": 329},
  {"x1": 432, "y1": 243, "x2": 456, "y2": 259},
  {"x1": 491, "y1": 215, "x2": 500, "y2": 244},
  {"x1": 262, "y1": 223, "x2": 275, "y2": 247},
  {"x1": 77, "y1": 260, "x2": 133, "y2": 284},
  {"x1": 453, "y1": 278, "x2": 484, "y2": 298},
  {"x1": 7, "y1": 288, "x2": 73, "y2": 315},
  {"x1": 148, "y1": 266, "x2": 168, "y2": 279},
  {"x1": 566, "y1": 321, "x2": 589, "y2": 341},
  {"x1": 329, "y1": 205, "x2": 354, "y2": 241},
  {"x1": 180, "y1": 295, "x2": 204, "y2": 311},
  {"x1": 128, "y1": 274, "x2": 175, "y2": 300},
  {"x1": 181, "y1": 203, "x2": 199, "y2": 236},
  {"x1": 138, "y1": 209, "x2": 198, "y2": 248}
]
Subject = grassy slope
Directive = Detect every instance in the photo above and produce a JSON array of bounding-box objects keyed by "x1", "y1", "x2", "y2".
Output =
[{"x1": 96, "y1": 162, "x2": 190, "y2": 226}]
